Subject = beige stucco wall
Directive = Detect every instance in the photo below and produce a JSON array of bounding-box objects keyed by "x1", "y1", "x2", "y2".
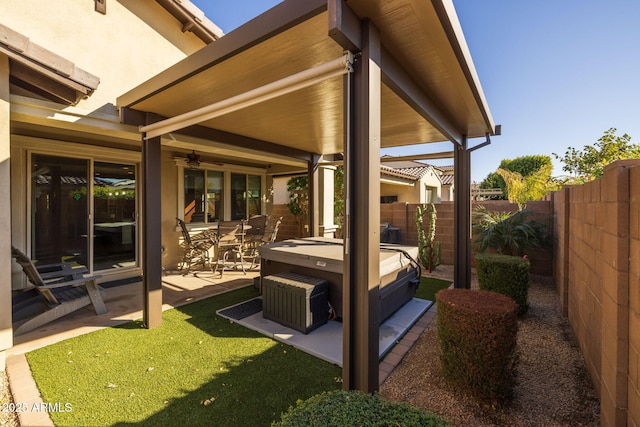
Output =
[
  {"x1": 161, "y1": 150, "x2": 181, "y2": 270},
  {"x1": 381, "y1": 181, "x2": 418, "y2": 203},
  {"x1": 380, "y1": 169, "x2": 444, "y2": 204},
  {"x1": 3, "y1": 0, "x2": 212, "y2": 359},
  {"x1": 0, "y1": 0, "x2": 206, "y2": 114},
  {"x1": 441, "y1": 184, "x2": 453, "y2": 201}
]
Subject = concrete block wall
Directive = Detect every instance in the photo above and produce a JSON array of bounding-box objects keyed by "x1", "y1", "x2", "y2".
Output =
[
  {"x1": 553, "y1": 188, "x2": 570, "y2": 316},
  {"x1": 628, "y1": 164, "x2": 640, "y2": 427},
  {"x1": 281, "y1": 200, "x2": 553, "y2": 274},
  {"x1": 382, "y1": 200, "x2": 552, "y2": 275},
  {"x1": 269, "y1": 204, "x2": 299, "y2": 241},
  {"x1": 552, "y1": 159, "x2": 640, "y2": 427}
]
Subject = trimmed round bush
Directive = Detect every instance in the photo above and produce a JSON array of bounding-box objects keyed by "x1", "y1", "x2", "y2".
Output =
[
  {"x1": 475, "y1": 253, "x2": 530, "y2": 315},
  {"x1": 272, "y1": 390, "x2": 447, "y2": 426},
  {"x1": 436, "y1": 289, "x2": 518, "y2": 405}
]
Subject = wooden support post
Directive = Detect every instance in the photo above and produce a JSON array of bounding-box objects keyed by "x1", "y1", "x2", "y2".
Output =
[
  {"x1": 308, "y1": 156, "x2": 320, "y2": 237},
  {"x1": 453, "y1": 138, "x2": 471, "y2": 289},
  {"x1": 142, "y1": 133, "x2": 163, "y2": 328},
  {"x1": 343, "y1": 20, "x2": 381, "y2": 393}
]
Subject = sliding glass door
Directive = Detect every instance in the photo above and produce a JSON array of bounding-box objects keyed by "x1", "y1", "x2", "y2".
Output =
[
  {"x1": 93, "y1": 162, "x2": 137, "y2": 270},
  {"x1": 31, "y1": 154, "x2": 89, "y2": 266},
  {"x1": 30, "y1": 154, "x2": 138, "y2": 272}
]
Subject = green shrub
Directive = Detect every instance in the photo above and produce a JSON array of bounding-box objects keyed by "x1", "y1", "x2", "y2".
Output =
[
  {"x1": 472, "y1": 206, "x2": 550, "y2": 256},
  {"x1": 436, "y1": 289, "x2": 519, "y2": 406},
  {"x1": 475, "y1": 253, "x2": 530, "y2": 315},
  {"x1": 272, "y1": 390, "x2": 448, "y2": 426}
]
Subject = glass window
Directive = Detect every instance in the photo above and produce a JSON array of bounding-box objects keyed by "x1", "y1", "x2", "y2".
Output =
[
  {"x1": 230, "y1": 173, "x2": 262, "y2": 220},
  {"x1": 248, "y1": 175, "x2": 262, "y2": 217},
  {"x1": 425, "y1": 186, "x2": 437, "y2": 204},
  {"x1": 207, "y1": 171, "x2": 224, "y2": 221},
  {"x1": 183, "y1": 169, "x2": 260, "y2": 222},
  {"x1": 184, "y1": 169, "x2": 205, "y2": 223},
  {"x1": 231, "y1": 173, "x2": 246, "y2": 220}
]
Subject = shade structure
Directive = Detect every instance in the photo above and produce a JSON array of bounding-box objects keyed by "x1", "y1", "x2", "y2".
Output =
[
  {"x1": 117, "y1": 0, "x2": 497, "y2": 394},
  {"x1": 118, "y1": 0, "x2": 496, "y2": 154}
]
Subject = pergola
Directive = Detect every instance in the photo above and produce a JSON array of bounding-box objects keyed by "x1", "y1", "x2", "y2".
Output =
[{"x1": 116, "y1": 0, "x2": 497, "y2": 393}]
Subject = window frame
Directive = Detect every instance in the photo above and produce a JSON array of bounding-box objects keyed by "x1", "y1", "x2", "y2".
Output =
[{"x1": 176, "y1": 159, "x2": 266, "y2": 226}]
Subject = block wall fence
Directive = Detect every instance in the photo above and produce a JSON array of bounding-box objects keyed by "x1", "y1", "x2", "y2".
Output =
[
  {"x1": 274, "y1": 200, "x2": 553, "y2": 276},
  {"x1": 553, "y1": 159, "x2": 640, "y2": 427}
]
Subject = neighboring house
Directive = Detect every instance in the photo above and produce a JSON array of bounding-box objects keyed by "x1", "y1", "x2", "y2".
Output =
[
  {"x1": 380, "y1": 159, "x2": 455, "y2": 204},
  {"x1": 271, "y1": 158, "x2": 454, "y2": 239}
]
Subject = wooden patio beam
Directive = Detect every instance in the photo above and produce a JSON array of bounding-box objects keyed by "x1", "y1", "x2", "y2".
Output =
[
  {"x1": 328, "y1": 0, "x2": 362, "y2": 52},
  {"x1": 380, "y1": 47, "x2": 463, "y2": 146},
  {"x1": 329, "y1": 0, "x2": 463, "y2": 146},
  {"x1": 120, "y1": 107, "x2": 313, "y2": 164}
]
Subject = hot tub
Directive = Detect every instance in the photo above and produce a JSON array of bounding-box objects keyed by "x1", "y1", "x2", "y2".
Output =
[{"x1": 258, "y1": 237, "x2": 420, "y2": 322}]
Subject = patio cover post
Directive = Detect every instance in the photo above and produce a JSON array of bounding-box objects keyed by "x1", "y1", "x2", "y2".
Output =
[
  {"x1": 343, "y1": 20, "x2": 381, "y2": 393},
  {"x1": 453, "y1": 137, "x2": 472, "y2": 289},
  {"x1": 0, "y1": 54, "x2": 13, "y2": 367},
  {"x1": 308, "y1": 155, "x2": 321, "y2": 237},
  {"x1": 141, "y1": 132, "x2": 163, "y2": 328}
]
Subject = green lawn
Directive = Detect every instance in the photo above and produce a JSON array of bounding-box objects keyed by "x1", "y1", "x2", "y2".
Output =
[
  {"x1": 415, "y1": 276, "x2": 453, "y2": 302},
  {"x1": 26, "y1": 286, "x2": 342, "y2": 427}
]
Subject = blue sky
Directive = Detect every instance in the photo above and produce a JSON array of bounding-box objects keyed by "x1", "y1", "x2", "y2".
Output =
[{"x1": 192, "y1": 1, "x2": 640, "y2": 182}]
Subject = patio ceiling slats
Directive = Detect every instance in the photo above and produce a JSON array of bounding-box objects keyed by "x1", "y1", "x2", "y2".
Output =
[
  {"x1": 117, "y1": 0, "x2": 496, "y2": 157},
  {"x1": 140, "y1": 52, "x2": 355, "y2": 140}
]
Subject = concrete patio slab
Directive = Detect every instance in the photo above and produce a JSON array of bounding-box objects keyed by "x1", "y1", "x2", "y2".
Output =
[{"x1": 218, "y1": 297, "x2": 432, "y2": 366}]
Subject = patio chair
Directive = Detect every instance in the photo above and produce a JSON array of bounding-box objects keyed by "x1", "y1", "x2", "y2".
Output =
[
  {"x1": 11, "y1": 246, "x2": 107, "y2": 335},
  {"x1": 177, "y1": 218, "x2": 214, "y2": 275},
  {"x1": 210, "y1": 221, "x2": 246, "y2": 278},
  {"x1": 246, "y1": 214, "x2": 267, "y2": 241},
  {"x1": 241, "y1": 216, "x2": 282, "y2": 270}
]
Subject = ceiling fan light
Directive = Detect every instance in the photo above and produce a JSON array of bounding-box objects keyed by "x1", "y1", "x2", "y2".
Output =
[{"x1": 186, "y1": 150, "x2": 201, "y2": 168}]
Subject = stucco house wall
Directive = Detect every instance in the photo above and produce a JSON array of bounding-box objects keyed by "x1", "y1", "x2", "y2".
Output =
[
  {"x1": 1, "y1": 0, "x2": 212, "y2": 366},
  {"x1": 0, "y1": 0, "x2": 206, "y2": 113}
]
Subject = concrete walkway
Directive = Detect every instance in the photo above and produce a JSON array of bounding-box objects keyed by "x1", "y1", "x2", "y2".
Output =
[{"x1": 6, "y1": 268, "x2": 442, "y2": 426}]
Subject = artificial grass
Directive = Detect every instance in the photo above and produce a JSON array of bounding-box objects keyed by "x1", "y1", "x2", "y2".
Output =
[
  {"x1": 415, "y1": 277, "x2": 453, "y2": 302},
  {"x1": 26, "y1": 286, "x2": 342, "y2": 427}
]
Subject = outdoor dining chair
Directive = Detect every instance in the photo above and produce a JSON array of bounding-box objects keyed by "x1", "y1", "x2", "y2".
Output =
[
  {"x1": 241, "y1": 216, "x2": 282, "y2": 270},
  {"x1": 176, "y1": 218, "x2": 214, "y2": 275},
  {"x1": 246, "y1": 214, "x2": 267, "y2": 240},
  {"x1": 210, "y1": 221, "x2": 246, "y2": 278}
]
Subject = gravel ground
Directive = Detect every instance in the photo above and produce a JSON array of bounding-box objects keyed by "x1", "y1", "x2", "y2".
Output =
[
  {"x1": 380, "y1": 270, "x2": 600, "y2": 426},
  {"x1": 0, "y1": 371, "x2": 19, "y2": 427}
]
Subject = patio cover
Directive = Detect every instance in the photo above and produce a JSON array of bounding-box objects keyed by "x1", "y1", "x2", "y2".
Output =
[{"x1": 117, "y1": 0, "x2": 497, "y2": 393}]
